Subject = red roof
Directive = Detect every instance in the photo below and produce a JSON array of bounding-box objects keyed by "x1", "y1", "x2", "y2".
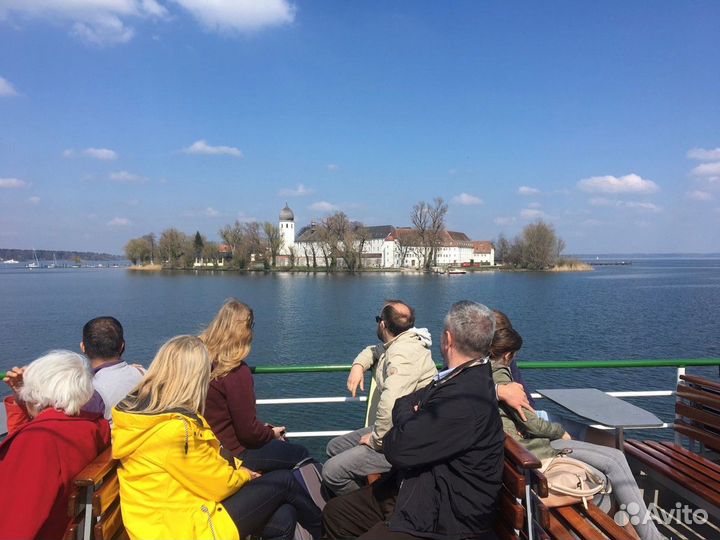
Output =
[{"x1": 473, "y1": 241, "x2": 494, "y2": 254}]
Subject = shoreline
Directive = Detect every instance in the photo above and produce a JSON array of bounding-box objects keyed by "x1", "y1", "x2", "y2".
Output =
[{"x1": 126, "y1": 263, "x2": 594, "y2": 274}]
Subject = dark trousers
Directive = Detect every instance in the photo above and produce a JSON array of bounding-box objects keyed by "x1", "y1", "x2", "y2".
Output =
[
  {"x1": 222, "y1": 470, "x2": 323, "y2": 540},
  {"x1": 239, "y1": 439, "x2": 311, "y2": 472},
  {"x1": 322, "y1": 479, "x2": 398, "y2": 539}
]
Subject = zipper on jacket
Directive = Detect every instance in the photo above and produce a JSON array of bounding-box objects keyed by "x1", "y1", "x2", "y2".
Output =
[{"x1": 200, "y1": 505, "x2": 217, "y2": 540}]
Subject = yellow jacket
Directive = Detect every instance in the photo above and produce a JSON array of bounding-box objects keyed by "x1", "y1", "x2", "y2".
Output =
[{"x1": 112, "y1": 407, "x2": 252, "y2": 540}]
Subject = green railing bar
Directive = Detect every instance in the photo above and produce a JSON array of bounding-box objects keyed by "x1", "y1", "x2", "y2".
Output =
[
  {"x1": 2, "y1": 358, "x2": 718, "y2": 380},
  {"x1": 248, "y1": 358, "x2": 720, "y2": 375}
]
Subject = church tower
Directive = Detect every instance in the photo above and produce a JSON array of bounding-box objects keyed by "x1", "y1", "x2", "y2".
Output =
[{"x1": 279, "y1": 203, "x2": 295, "y2": 253}]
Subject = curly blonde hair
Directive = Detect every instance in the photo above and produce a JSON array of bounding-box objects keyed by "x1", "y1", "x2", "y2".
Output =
[{"x1": 200, "y1": 298, "x2": 254, "y2": 381}]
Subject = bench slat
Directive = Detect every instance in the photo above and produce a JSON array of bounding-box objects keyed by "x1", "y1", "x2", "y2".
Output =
[
  {"x1": 657, "y1": 441, "x2": 720, "y2": 474},
  {"x1": 502, "y1": 461, "x2": 526, "y2": 499},
  {"x1": 498, "y1": 488, "x2": 525, "y2": 530},
  {"x1": 554, "y1": 506, "x2": 604, "y2": 539},
  {"x1": 93, "y1": 473, "x2": 120, "y2": 516},
  {"x1": 582, "y1": 502, "x2": 631, "y2": 540},
  {"x1": 644, "y1": 440, "x2": 720, "y2": 483},
  {"x1": 676, "y1": 401, "x2": 720, "y2": 433},
  {"x1": 677, "y1": 387, "x2": 720, "y2": 413},
  {"x1": 625, "y1": 440, "x2": 720, "y2": 507},
  {"x1": 681, "y1": 375, "x2": 720, "y2": 393},
  {"x1": 546, "y1": 512, "x2": 575, "y2": 540},
  {"x1": 94, "y1": 500, "x2": 123, "y2": 540},
  {"x1": 674, "y1": 424, "x2": 720, "y2": 454}
]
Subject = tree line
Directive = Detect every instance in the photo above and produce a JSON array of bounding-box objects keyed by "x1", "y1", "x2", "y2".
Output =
[{"x1": 124, "y1": 199, "x2": 567, "y2": 271}]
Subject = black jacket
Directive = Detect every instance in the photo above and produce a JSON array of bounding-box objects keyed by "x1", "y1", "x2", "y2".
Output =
[{"x1": 383, "y1": 359, "x2": 504, "y2": 540}]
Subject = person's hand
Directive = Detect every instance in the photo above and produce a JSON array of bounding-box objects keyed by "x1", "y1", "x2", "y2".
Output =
[
  {"x1": 240, "y1": 466, "x2": 262, "y2": 480},
  {"x1": 561, "y1": 431, "x2": 572, "y2": 441},
  {"x1": 359, "y1": 432, "x2": 372, "y2": 446},
  {"x1": 272, "y1": 426, "x2": 286, "y2": 440},
  {"x1": 347, "y1": 364, "x2": 365, "y2": 397},
  {"x1": 3, "y1": 366, "x2": 25, "y2": 395},
  {"x1": 497, "y1": 382, "x2": 535, "y2": 421}
]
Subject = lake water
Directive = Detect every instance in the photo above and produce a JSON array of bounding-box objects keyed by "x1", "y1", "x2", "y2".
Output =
[{"x1": 1, "y1": 259, "x2": 719, "y2": 455}]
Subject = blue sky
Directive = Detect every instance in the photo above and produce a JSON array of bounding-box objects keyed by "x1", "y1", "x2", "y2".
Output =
[{"x1": 1, "y1": 1, "x2": 719, "y2": 254}]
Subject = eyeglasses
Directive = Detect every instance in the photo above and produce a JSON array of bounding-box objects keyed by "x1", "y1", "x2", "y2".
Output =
[{"x1": 375, "y1": 316, "x2": 383, "y2": 323}]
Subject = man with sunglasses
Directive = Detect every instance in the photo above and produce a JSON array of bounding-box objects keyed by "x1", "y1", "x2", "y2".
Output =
[{"x1": 322, "y1": 300, "x2": 438, "y2": 497}]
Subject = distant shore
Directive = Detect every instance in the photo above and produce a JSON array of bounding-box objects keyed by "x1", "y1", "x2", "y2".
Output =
[{"x1": 126, "y1": 262, "x2": 594, "y2": 274}]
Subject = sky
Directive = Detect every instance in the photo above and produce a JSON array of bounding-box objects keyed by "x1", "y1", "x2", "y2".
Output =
[{"x1": 1, "y1": 1, "x2": 719, "y2": 255}]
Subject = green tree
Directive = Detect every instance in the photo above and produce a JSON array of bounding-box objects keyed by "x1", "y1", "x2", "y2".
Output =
[
  {"x1": 193, "y1": 231, "x2": 204, "y2": 259},
  {"x1": 158, "y1": 228, "x2": 187, "y2": 267}
]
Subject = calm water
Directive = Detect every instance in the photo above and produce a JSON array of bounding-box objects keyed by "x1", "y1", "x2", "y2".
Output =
[{"x1": 2, "y1": 259, "x2": 719, "y2": 454}]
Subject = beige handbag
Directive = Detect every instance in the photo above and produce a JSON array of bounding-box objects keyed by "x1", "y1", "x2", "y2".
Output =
[{"x1": 540, "y1": 451, "x2": 611, "y2": 509}]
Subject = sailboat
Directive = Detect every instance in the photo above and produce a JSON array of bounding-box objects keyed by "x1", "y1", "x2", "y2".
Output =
[
  {"x1": 27, "y1": 250, "x2": 40, "y2": 269},
  {"x1": 47, "y1": 253, "x2": 57, "y2": 269}
]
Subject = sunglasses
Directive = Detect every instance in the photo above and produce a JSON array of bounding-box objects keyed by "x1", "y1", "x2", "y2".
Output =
[{"x1": 375, "y1": 316, "x2": 383, "y2": 323}]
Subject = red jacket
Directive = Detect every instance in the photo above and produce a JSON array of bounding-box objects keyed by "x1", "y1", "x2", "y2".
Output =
[
  {"x1": 204, "y1": 362, "x2": 274, "y2": 454},
  {"x1": 0, "y1": 397, "x2": 111, "y2": 540}
]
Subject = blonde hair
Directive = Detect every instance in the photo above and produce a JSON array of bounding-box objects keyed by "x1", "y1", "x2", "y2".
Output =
[
  {"x1": 122, "y1": 335, "x2": 211, "y2": 415},
  {"x1": 200, "y1": 299, "x2": 254, "y2": 381},
  {"x1": 19, "y1": 350, "x2": 94, "y2": 416}
]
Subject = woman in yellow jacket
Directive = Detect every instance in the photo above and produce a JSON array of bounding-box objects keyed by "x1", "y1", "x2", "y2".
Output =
[{"x1": 112, "y1": 335, "x2": 322, "y2": 540}]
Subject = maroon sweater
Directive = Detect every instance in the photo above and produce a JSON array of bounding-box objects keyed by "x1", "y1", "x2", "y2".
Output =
[{"x1": 204, "y1": 362, "x2": 274, "y2": 455}]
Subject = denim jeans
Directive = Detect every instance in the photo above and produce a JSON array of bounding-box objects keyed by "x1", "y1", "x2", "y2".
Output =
[
  {"x1": 221, "y1": 470, "x2": 323, "y2": 540},
  {"x1": 322, "y1": 426, "x2": 392, "y2": 497},
  {"x1": 238, "y1": 439, "x2": 310, "y2": 472},
  {"x1": 550, "y1": 439, "x2": 664, "y2": 540}
]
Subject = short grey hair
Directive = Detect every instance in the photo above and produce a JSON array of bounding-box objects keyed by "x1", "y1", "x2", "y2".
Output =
[
  {"x1": 19, "y1": 350, "x2": 94, "y2": 416},
  {"x1": 444, "y1": 301, "x2": 496, "y2": 358}
]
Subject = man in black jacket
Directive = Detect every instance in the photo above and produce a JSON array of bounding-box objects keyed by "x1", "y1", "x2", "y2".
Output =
[{"x1": 323, "y1": 300, "x2": 504, "y2": 540}]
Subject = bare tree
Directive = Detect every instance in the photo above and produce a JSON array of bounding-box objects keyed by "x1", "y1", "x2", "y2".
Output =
[
  {"x1": 411, "y1": 197, "x2": 448, "y2": 270},
  {"x1": 495, "y1": 234, "x2": 511, "y2": 264},
  {"x1": 262, "y1": 222, "x2": 284, "y2": 267},
  {"x1": 124, "y1": 237, "x2": 152, "y2": 265},
  {"x1": 158, "y1": 228, "x2": 188, "y2": 267},
  {"x1": 395, "y1": 228, "x2": 419, "y2": 268},
  {"x1": 321, "y1": 212, "x2": 369, "y2": 271},
  {"x1": 142, "y1": 233, "x2": 156, "y2": 264},
  {"x1": 219, "y1": 221, "x2": 246, "y2": 268},
  {"x1": 287, "y1": 245, "x2": 297, "y2": 268}
]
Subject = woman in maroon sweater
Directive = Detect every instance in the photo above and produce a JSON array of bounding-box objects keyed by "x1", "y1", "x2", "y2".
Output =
[{"x1": 201, "y1": 299, "x2": 310, "y2": 472}]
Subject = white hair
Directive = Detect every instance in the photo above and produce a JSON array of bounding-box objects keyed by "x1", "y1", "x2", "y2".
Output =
[
  {"x1": 19, "y1": 350, "x2": 94, "y2": 416},
  {"x1": 444, "y1": 301, "x2": 496, "y2": 358}
]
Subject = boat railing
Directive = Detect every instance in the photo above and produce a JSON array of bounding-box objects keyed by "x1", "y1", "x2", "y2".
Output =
[
  {"x1": 1, "y1": 358, "x2": 719, "y2": 439},
  {"x1": 247, "y1": 358, "x2": 720, "y2": 439}
]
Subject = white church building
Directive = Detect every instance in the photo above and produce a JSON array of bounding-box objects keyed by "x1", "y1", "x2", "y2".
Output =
[{"x1": 274, "y1": 203, "x2": 494, "y2": 268}]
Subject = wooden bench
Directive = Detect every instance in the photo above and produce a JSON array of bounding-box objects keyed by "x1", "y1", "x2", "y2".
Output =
[
  {"x1": 63, "y1": 446, "x2": 127, "y2": 540},
  {"x1": 501, "y1": 436, "x2": 630, "y2": 540},
  {"x1": 625, "y1": 374, "x2": 720, "y2": 518}
]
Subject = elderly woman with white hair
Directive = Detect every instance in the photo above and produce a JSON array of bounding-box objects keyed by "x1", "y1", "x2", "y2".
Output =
[{"x1": 0, "y1": 350, "x2": 111, "y2": 540}]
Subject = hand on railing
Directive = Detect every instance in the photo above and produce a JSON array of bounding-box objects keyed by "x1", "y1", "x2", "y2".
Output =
[{"x1": 347, "y1": 364, "x2": 365, "y2": 397}]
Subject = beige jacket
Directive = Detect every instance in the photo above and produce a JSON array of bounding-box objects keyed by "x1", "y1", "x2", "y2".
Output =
[{"x1": 353, "y1": 328, "x2": 437, "y2": 450}]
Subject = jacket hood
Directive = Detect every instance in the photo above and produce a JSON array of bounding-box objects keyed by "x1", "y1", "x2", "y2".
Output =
[
  {"x1": 411, "y1": 327, "x2": 432, "y2": 348},
  {"x1": 112, "y1": 408, "x2": 196, "y2": 459}
]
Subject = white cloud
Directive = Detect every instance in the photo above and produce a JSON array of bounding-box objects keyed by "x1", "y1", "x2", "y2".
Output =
[
  {"x1": 691, "y1": 162, "x2": 720, "y2": 181},
  {"x1": 0, "y1": 0, "x2": 290, "y2": 46},
  {"x1": 0, "y1": 177, "x2": 26, "y2": 189},
  {"x1": 451, "y1": 193, "x2": 483, "y2": 206},
  {"x1": 205, "y1": 207, "x2": 220, "y2": 217},
  {"x1": 581, "y1": 219, "x2": 603, "y2": 227},
  {"x1": 621, "y1": 201, "x2": 662, "y2": 212},
  {"x1": 577, "y1": 173, "x2": 659, "y2": 194},
  {"x1": 518, "y1": 186, "x2": 540, "y2": 196},
  {"x1": 590, "y1": 197, "x2": 612, "y2": 207},
  {"x1": 327, "y1": 164, "x2": 340, "y2": 172},
  {"x1": 0, "y1": 76, "x2": 18, "y2": 97},
  {"x1": 520, "y1": 208, "x2": 546, "y2": 220},
  {"x1": 28, "y1": 196, "x2": 41, "y2": 204},
  {"x1": 527, "y1": 202, "x2": 542, "y2": 209},
  {"x1": 687, "y1": 147, "x2": 720, "y2": 161},
  {"x1": 110, "y1": 170, "x2": 148, "y2": 183},
  {"x1": 279, "y1": 183, "x2": 313, "y2": 197},
  {"x1": 84, "y1": 147, "x2": 118, "y2": 160},
  {"x1": 309, "y1": 201, "x2": 339, "y2": 213},
  {"x1": 494, "y1": 216, "x2": 516, "y2": 226},
  {"x1": 62, "y1": 149, "x2": 75, "y2": 158},
  {"x1": 107, "y1": 217, "x2": 131, "y2": 226},
  {"x1": 183, "y1": 139, "x2": 243, "y2": 158},
  {"x1": 172, "y1": 0, "x2": 295, "y2": 33},
  {"x1": 687, "y1": 190, "x2": 714, "y2": 202}
]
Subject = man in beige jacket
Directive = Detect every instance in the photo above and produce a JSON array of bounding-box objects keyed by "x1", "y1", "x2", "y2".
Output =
[{"x1": 322, "y1": 300, "x2": 438, "y2": 496}]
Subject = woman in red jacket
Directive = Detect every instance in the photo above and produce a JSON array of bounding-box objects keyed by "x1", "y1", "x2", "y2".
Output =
[
  {"x1": 201, "y1": 299, "x2": 310, "y2": 472},
  {"x1": 0, "y1": 350, "x2": 110, "y2": 540}
]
